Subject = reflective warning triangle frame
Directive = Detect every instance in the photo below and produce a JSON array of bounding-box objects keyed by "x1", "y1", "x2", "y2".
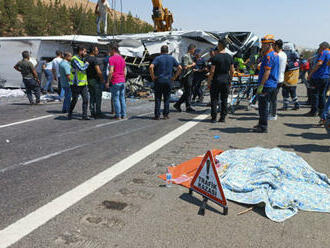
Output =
[{"x1": 189, "y1": 150, "x2": 228, "y2": 215}]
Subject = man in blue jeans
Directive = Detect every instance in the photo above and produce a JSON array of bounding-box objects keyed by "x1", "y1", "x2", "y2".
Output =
[
  {"x1": 106, "y1": 44, "x2": 127, "y2": 120},
  {"x1": 150, "y1": 45, "x2": 182, "y2": 120},
  {"x1": 59, "y1": 52, "x2": 73, "y2": 113},
  {"x1": 254, "y1": 35, "x2": 279, "y2": 133},
  {"x1": 306, "y1": 42, "x2": 330, "y2": 117}
]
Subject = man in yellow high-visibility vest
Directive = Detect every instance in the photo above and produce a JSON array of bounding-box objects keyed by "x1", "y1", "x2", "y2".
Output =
[{"x1": 68, "y1": 46, "x2": 90, "y2": 120}]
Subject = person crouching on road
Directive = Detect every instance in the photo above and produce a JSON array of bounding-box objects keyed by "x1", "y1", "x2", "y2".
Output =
[
  {"x1": 14, "y1": 51, "x2": 41, "y2": 105},
  {"x1": 68, "y1": 46, "x2": 90, "y2": 120},
  {"x1": 59, "y1": 52, "x2": 73, "y2": 113},
  {"x1": 208, "y1": 39, "x2": 234, "y2": 123},
  {"x1": 174, "y1": 44, "x2": 197, "y2": 113},
  {"x1": 253, "y1": 35, "x2": 279, "y2": 133},
  {"x1": 86, "y1": 46, "x2": 105, "y2": 119},
  {"x1": 106, "y1": 43, "x2": 127, "y2": 120},
  {"x1": 149, "y1": 45, "x2": 182, "y2": 120}
]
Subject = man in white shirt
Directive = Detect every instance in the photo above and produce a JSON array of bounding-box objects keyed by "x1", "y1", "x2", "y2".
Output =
[
  {"x1": 269, "y1": 39, "x2": 287, "y2": 120},
  {"x1": 52, "y1": 50, "x2": 64, "y2": 97},
  {"x1": 95, "y1": 0, "x2": 111, "y2": 35}
]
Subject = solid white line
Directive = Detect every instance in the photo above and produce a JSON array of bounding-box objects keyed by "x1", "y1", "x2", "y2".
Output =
[
  {"x1": 0, "y1": 115, "x2": 54, "y2": 129},
  {"x1": 0, "y1": 145, "x2": 86, "y2": 174},
  {"x1": 0, "y1": 113, "x2": 209, "y2": 248}
]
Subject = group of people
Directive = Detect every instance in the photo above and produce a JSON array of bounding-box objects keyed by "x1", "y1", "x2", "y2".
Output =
[
  {"x1": 15, "y1": 43, "x2": 127, "y2": 120},
  {"x1": 149, "y1": 35, "x2": 330, "y2": 133},
  {"x1": 14, "y1": 35, "x2": 330, "y2": 132}
]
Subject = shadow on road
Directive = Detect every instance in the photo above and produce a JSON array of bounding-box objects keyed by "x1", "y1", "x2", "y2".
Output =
[
  {"x1": 179, "y1": 193, "x2": 225, "y2": 215},
  {"x1": 284, "y1": 123, "x2": 316, "y2": 129},
  {"x1": 278, "y1": 144, "x2": 330, "y2": 153},
  {"x1": 287, "y1": 132, "x2": 330, "y2": 140},
  {"x1": 231, "y1": 112, "x2": 258, "y2": 117},
  {"x1": 229, "y1": 116, "x2": 258, "y2": 121},
  {"x1": 210, "y1": 127, "x2": 251, "y2": 134},
  {"x1": 47, "y1": 110, "x2": 63, "y2": 114}
]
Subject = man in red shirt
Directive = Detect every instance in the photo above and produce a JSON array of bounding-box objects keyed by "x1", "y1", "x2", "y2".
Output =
[{"x1": 106, "y1": 44, "x2": 127, "y2": 119}]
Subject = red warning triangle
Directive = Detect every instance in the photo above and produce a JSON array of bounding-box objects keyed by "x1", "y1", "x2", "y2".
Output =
[{"x1": 190, "y1": 150, "x2": 227, "y2": 207}]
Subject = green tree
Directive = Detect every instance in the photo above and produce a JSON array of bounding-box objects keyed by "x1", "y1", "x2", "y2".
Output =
[{"x1": 0, "y1": 1, "x2": 153, "y2": 37}]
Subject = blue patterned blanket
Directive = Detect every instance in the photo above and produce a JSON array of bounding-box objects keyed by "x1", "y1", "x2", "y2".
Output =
[{"x1": 216, "y1": 147, "x2": 330, "y2": 222}]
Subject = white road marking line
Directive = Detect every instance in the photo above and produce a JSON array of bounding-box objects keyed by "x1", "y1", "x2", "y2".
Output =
[
  {"x1": 0, "y1": 115, "x2": 54, "y2": 129},
  {"x1": 0, "y1": 145, "x2": 87, "y2": 174},
  {"x1": 95, "y1": 111, "x2": 153, "y2": 128},
  {"x1": 0, "y1": 113, "x2": 209, "y2": 248}
]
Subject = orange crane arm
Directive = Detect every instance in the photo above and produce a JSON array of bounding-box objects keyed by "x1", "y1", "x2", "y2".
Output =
[{"x1": 151, "y1": 0, "x2": 173, "y2": 32}]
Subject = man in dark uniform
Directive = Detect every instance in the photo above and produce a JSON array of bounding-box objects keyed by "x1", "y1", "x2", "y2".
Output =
[
  {"x1": 174, "y1": 44, "x2": 196, "y2": 112},
  {"x1": 86, "y1": 46, "x2": 105, "y2": 119},
  {"x1": 150, "y1": 45, "x2": 182, "y2": 120},
  {"x1": 192, "y1": 49, "x2": 207, "y2": 103},
  {"x1": 208, "y1": 39, "x2": 234, "y2": 123}
]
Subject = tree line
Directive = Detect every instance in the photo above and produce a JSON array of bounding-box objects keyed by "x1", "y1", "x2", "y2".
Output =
[{"x1": 0, "y1": 0, "x2": 153, "y2": 37}]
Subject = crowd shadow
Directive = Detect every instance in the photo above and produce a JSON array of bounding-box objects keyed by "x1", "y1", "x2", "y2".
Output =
[
  {"x1": 284, "y1": 123, "x2": 315, "y2": 129},
  {"x1": 277, "y1": 113, "x2": 306, "y2": 117},
  {"x1": 179, "y1": 193, "x2": 225, "y2": 215},
  {"x1": 130, "y1": 116, "x2": 153, "y2": 120},
  {"x1": 230, "y1": 112, "x2": 258, "y2": 117},
  {"x1": 210, "y1": 127, "x2": 251, "y2": 134},
  {"x1": 54, "y1": 116, "x2": 69, "y2": 121},
  {"x1": 278, "y1": 144, "x2": 330, "y2": 153},
  {"x1": 287, "y1": 132, "x2": 329, "y2": 140},
  {"x1": 229, "y1": 116, "x2": 258, "y2": 121},
  {"x1": 47, "y1": 110, "x2": 63, "y2": 114},
  {"x1": 10, "y1": 103, "x2": 31, "y2": 106}
]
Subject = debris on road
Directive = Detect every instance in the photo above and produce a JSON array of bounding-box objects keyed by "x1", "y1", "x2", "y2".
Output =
[{"x1": 0, "y1": 89, "x2": 25, "y2": 98}]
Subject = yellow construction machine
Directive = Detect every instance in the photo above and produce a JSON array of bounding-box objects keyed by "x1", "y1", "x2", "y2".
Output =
[{"x1": 151, "y1": 0, "x2": 173, "y2": 32}]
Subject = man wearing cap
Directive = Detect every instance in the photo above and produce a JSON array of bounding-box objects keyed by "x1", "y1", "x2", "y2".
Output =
[
  {"x1": 253, "y1": 35, "x2": 279, "y2": 133},
  {"x1": 306, "y1": 42, "x2": 330, "y2": 117}
]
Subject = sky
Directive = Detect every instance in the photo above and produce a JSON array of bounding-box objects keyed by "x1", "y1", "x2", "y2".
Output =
[{"x1": 92, "y1": 0, "x2": 330, "y2": 49}]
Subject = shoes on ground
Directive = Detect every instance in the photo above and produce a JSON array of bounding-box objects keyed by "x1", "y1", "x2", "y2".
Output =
[
  {"x1": 186, "y1": 107, "x2": 196, "y2": 112},
  {"x1": 304, "y1": 111, "x2": 318, "y2": 117},
  {"x1": 253, "y1": 126, "x2": 268, "y2": 133},
  {"x1": 268, "y1": 115, "x2": 277, "y2": 121},
  {"x1": 218, "y1": 117, "x2": 225, "y2": 123},
  {"x1": 173, "y1": 103, "x2": 182, "y2": 112}
]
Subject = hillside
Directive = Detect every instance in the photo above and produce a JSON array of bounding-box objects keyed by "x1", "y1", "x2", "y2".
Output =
[
  {"x1": 0, "y1": 0, "x2": 153, "y2": 36},
  {"x1": 41, "y1": 0, "x2": 132, "y2": 21}
]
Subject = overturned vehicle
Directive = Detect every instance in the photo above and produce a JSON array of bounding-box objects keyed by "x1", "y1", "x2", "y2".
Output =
[{"x1": 0, "y1": 31, "x2": 259, "y2": 96}]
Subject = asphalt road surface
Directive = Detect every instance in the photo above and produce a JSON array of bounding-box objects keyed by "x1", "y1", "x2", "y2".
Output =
[{"x1": 0, "y1": 85, "x2": 329, "y2": 248}]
